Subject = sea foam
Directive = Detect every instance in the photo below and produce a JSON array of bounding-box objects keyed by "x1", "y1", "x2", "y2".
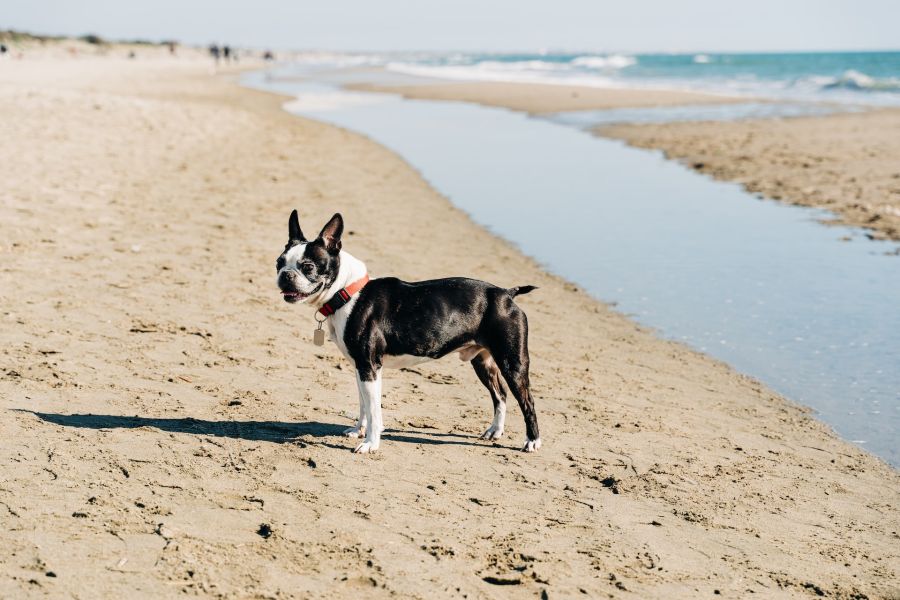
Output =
[{"x1": 306, "y1": 50, "x2": 900, "y2": 106}]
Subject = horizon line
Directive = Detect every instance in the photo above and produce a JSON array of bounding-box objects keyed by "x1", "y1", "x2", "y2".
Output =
[{"x1": 4, "y1": 29, "x2": 900, "y2": 56}]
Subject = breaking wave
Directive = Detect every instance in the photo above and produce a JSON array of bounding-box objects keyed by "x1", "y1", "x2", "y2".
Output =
[
  {"x1": 817, "y1": 70, "x2": 900, "y2": 92},
  {"x1": 385, "y1": 54, "x2": 638, "y2": 88},
  {"x1": 571, "y1": 54, "x2": 637, "y2": 69},
  {"x1": 288, "y1": 51, "x2": 900, "y2": 106}
]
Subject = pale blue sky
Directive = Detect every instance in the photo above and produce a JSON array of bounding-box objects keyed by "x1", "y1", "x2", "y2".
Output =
[{"x1": 2, "y1": 0, "x2": 896, "y2": 53}]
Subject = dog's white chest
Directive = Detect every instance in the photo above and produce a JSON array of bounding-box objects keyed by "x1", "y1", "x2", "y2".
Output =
[{"x1": 327, "y1": 296, "x2": 356, "y2": 361}]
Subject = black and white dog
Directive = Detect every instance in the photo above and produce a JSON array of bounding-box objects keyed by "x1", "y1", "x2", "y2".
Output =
[{"x1": 276, "y1": 211, "x2": 541, "y2": 454}]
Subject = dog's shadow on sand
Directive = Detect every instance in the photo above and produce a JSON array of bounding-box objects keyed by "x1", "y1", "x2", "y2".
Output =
[{"x1": 20, "y1": 411, "x2": 488, "y2": 449}]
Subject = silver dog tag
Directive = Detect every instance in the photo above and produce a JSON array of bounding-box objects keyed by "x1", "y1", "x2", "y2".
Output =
[{"x1": 313, "y1": 327, "x2": 325, "y2": 346}]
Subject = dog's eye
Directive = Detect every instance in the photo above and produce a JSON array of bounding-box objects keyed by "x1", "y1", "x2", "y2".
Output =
[
  {"x1": 275, "y1": 257, "x2": 285, "y2": 272},
  {"x1": 299, "y1": 262, "x2": 315, "y2": 276}
]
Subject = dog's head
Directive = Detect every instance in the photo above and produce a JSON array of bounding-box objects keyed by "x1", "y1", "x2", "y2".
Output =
[{"x1": 276, "y1": 210, "x2": 343, "y2": 304}]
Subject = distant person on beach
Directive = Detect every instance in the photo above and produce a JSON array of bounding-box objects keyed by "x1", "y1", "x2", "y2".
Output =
[
  {"x1": 208, "y1": 44, "x2": 220, "y2": 64},
  {"x1": 263, "y1": 50, "x2": 275, "y2": 62},
  {"x1": 0, "y1": 44, "x2": 7, "y2": 56},
  {"x1": 223, "y1": 45, "x2": 231, "y2": 62}
]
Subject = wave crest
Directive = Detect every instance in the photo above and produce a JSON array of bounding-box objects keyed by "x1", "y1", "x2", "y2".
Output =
[
  {"x1": 820, "y1": 70, "x2": 900, "y2": 92},
  {"x1": 572, "y1": 54, "x2": 636, "y2": 70}
]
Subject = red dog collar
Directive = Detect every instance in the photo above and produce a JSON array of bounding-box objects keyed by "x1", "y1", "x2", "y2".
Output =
[{"x1": 318, "y1": 274, "x2": 370, "y2": 316}]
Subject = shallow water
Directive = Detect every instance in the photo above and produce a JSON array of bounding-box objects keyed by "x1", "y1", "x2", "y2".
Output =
[{"x1": 244, "y1": 73, "x2": 900, "y2": 466}]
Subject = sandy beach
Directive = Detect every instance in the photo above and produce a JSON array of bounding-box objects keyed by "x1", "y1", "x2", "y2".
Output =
[
  {"x1": 358, "y1": 78, "x2": 900, "y2": 242},
  {"x1": 2, "y1": 54, "x2": 899, "y2": 599}
]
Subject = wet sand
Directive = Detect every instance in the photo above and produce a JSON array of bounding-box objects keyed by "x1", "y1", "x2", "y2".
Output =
[
  {"x1": 347, "y1": 79, "x2": 737, "y2": 113},
  {"x1": 1, "y1": 57, "x2": 898, "y2": 598},
  {"x1": 603, "y1": 111, "x2": 900, "y2": 241}
]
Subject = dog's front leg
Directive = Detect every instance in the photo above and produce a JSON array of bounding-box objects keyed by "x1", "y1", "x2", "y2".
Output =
[
  {"x1": 353, "y1": 366, "x2": 383, "y2": 454},
  {"x1": 343, "y1": 392, "x2": 368, "y2": 438}
]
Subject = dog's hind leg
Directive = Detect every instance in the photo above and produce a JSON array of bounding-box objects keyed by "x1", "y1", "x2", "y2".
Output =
[
  {"x1": 490, "y1": 313, "x2": 541, "y2": 452},
  {"x1": 495, "y1": 354, "x2": 540, "y2": 452},
  {"x1": 471, "y1": 352, "x2": 507, "y2": 440}
]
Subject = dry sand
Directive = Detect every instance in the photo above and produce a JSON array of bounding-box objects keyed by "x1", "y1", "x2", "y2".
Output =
[
  {"x1": 1, "y1": 56, "x2": 899, "y2": 599},
  {"x1": 603, "y1": 112, "x2": 900, "y2": 241},
  {"x1": 348, "y1": 79, "x2": 736, "y2": 113}
]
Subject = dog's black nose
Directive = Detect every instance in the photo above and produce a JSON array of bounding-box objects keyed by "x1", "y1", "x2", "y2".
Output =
[{"x1": 278, "y1": 270, "x2": 296, "y2": 289}]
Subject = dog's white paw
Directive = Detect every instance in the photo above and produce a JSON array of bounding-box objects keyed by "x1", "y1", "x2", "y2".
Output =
[
  {"x1": 354, "y1": 440, "x2": 379, "y2": 454},
  {"x1": 343, "y1": 425, "x2": 365, "y2": 438},
  {"x1": 522, "y1": 438, "x2": 542, "y2": 452},
  {"x1": 480, "y1": 425, "x2": 504, "y2": 440}
]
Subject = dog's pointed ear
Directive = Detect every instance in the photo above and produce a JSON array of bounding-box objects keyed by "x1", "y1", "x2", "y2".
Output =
[
  {"x1": 288, "y1": 209, "x2": 306, "y2": 242},
  {"x1": 318, "y1": 213, "x2": 343, "y2": 254}
]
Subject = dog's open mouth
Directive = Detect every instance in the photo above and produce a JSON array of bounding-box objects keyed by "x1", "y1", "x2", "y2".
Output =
[
  {"x1": 281, "y1": 283, "x2": 323, "y2": 303},
  {"x1": 281, "y1": 291, "x2": 308, "y2": 302}
]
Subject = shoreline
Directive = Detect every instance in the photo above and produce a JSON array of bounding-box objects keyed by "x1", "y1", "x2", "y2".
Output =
[
  {"x1": 271, "y1": 76, "x2": 900, "y2": 465},
  {"x1": 353, "y1": 78, "x2": 900, "y2": 241},
  {"x1": 1, "y1": 56, "x2": 898, "y2": 597},
  {"x1": 602, "y1": 112, "x2": 900, "y2": 241}
]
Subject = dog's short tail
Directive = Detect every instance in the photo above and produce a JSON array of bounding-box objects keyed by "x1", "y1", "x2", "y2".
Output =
[{"x1": 509, "y1": 285, "x2": 538, "y2": 297}]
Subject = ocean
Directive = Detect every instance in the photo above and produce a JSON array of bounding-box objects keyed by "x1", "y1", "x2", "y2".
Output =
[{"x1": 294, "y1": 50, "x2": 900, "y2": 105}]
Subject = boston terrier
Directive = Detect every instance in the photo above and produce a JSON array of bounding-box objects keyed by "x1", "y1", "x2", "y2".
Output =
[{"x1": 276, "y1": 210, "x2": 541, "y2": 454}]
